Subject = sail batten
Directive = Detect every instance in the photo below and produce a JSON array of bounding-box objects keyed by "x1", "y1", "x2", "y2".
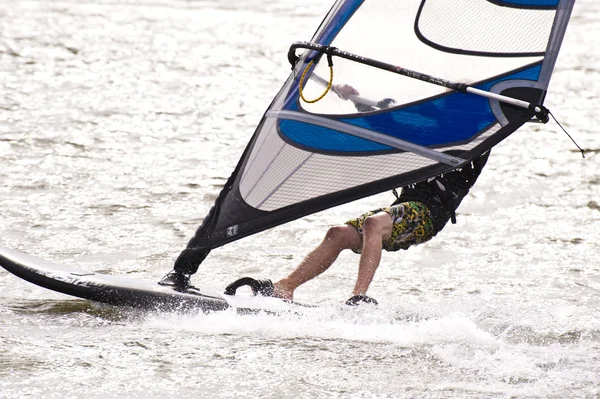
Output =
[{"x1": 175, "y1": 0, "x2": 576, "y2": 273}]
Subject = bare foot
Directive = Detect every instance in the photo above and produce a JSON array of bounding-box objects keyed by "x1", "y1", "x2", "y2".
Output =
[{"x1": 273, "y1": 280, "x2": 294, "y2": 301}]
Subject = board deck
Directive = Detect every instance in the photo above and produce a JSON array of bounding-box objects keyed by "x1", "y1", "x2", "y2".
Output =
[{"x1": 0, "y1": 247, "x2": 308, "y2": 314}]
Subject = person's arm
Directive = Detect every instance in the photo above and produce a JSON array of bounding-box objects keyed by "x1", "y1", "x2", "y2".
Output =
[
  {"x1": 332, "y1": 84, "x2": 396, "y2": 112},
  {"x1": 333, "y1": 84, "x2": 360, "y2": 100}
]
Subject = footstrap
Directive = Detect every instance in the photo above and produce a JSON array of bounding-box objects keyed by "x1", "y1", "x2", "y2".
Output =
[
  {"x1": 224, "y1": 277, "x2": 274, "y2": 297},
  {"x1": 346, "y1": 294, "x2": 378, "y2": 306}
]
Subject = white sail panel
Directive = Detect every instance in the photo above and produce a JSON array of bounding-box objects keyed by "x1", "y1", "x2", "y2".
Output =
[
  {"x1": 418, "y1": 0, "x2": 556, "y2": 54},
  {"x1": 238, "y1": 117, "x2": 503, "y2": 211}
]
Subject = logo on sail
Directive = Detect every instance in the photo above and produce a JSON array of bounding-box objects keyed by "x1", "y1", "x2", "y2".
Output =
[{"x1": 227, "y1": 225, "x2": 239, "y2": 237}]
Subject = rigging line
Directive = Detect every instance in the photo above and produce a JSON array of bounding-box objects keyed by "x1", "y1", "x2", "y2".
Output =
[
  {"x1": 288, "y1": 41, "x2": 544, "y2": 113},
  {"x1": 548, "y1": 111, "x2": 585, "y2": 158},
  {"x1": 299, "y1": 60, "x2": 333, "y2": 103}
]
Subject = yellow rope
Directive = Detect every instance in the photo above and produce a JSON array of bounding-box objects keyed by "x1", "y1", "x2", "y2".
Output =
[{"x1": 299, "y1": 60, "x2": 333, "y2": 104}]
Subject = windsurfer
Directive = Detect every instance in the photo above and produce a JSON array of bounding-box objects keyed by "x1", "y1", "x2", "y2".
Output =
[{"x1": 164, "y1": 84, "x2": 489, "y2": 304}]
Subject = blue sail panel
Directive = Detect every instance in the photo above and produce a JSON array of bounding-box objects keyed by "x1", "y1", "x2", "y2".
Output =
[{"x1": 279, "y1": 120, "x2": 393, "y2": 153}]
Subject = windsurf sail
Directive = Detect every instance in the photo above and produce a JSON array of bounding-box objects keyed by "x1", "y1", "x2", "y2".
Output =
[{"x1": 174, "y1": 0, "x2": 576, "y2": 274}]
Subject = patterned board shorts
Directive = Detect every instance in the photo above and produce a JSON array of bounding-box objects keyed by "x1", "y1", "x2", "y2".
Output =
[{"x1": 345, "y1": 201, "x2": 435, "y2": 253}]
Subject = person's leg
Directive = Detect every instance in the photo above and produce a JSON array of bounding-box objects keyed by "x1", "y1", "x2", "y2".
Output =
[
  {"x1": 274, "y1": 225, "x2": 361, "y2": 300},
  {"x1": 352, "y1": 212, "x2": 393, "y2": 296}
]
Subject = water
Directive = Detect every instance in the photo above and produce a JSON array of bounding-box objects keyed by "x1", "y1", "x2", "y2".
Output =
[{"x1": 1, "y1": 1, "x2": 599, "y2": 398}]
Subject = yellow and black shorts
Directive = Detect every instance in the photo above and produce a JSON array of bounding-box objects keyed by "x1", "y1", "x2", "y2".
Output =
[{"x1": 345, "y1": 201, "x2": 435, "y2": 253}]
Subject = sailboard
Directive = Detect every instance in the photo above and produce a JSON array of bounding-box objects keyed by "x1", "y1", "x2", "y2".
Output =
[
  {"x1": 0, "y1": 247, "x2": 312, "y2": 314},
  {"x1": 1, "y1": 0, "x2": 576, "y2": 312}
]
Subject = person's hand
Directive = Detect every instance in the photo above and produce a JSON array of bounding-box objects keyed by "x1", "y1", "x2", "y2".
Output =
[{"x1": 334, "y1": 84, "x2": 359, "y2": 100}]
